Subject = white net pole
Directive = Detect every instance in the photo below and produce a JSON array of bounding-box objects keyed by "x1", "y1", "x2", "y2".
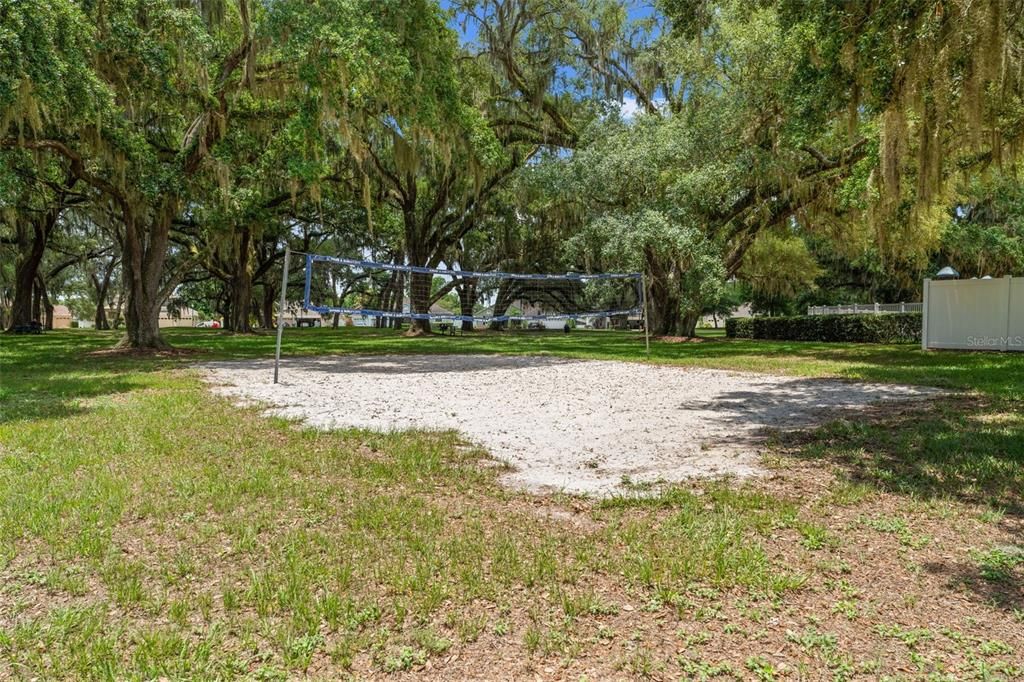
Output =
[{"x1": 273, "y1": 244, "x2": 291, "y2": 384}]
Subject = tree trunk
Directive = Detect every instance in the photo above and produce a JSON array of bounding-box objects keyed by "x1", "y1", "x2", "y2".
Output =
[
  {"x1": 225, "y1": 227, "x2": 253, "y2": 333},
  {"x1": 261, "y1": 282, "x2": 276, "y2": 329},
  {"x1": 35, "y1": 274, "x2": 54, "y2": 330},
  {"x1": 31, "y1": 280, "x2": 42, "y2": 323},
  {"x1": 7, "y1": 218, "x2": 48, "y2": 330},
  {"x1": 117, "y1": 204, "x2": 173, "y2": 350},
  {"x1": 408, "y1": 270, "x2": 432, "y2": 333},
  {"x1": 646, "y1": 271, "x2": 683, "y2": 336},
  {"x1": 680, "y1": 311, "x2": 699, "y2": 337},
  {"x1": 92, "y1": 257, "x2": 117, "y2": 330},
  {"x1": 95, "y1": 301, "x2": 110, "y2": 330},
  {"x1": 111, "y1": 282, "x2": 126, "y2": 329},
  {"x1": 489, "y1": 279, "x2": 514, "y2": 330},
  {"x1": 458, "y1": 279, "x2": 477, "y2": 332},
  {"x1": 5, "y1": 175, "x2": 72, "y2": 331}
]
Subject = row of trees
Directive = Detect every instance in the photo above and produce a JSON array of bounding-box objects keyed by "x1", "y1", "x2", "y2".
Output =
[{"x1": 3, "y1": 1, "x2": 1024, "y2": 344}]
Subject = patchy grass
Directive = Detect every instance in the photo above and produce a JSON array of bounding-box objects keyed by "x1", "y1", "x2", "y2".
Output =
[{"x1": 0, "y1": 329, "x2": 1022, "y2": 679}]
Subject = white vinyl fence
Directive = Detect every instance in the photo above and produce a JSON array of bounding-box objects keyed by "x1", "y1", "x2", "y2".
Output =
[
  {"x1": 922, "y1": 276, "x2": 1023, "y2": 351},
  {"x1": 807, "y1": 302, "x2": 922, "y2": 316}
]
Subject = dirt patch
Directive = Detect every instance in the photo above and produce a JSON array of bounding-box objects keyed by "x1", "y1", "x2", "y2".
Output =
[
  {"x1": 655, "y1": 335, "x2": 710, "y2": 343},
  {"x1": 86, "y1": 346, "x2": 206, "y2": 359},
  {"x1": 202, "y1": 354, "x2": 941, "y2": 496}
]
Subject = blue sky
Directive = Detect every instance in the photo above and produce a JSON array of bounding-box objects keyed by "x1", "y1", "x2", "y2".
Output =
[
  {"x1": 440, "y1": 1, "x2": 661, "y2": 117},
  {"x1": 441, "y1": 1, "x2": 658, "y2": 46}
]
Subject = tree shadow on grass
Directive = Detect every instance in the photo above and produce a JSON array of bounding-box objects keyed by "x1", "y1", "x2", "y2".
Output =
[
  {"x1": 1, "y1": 333, "x2": 176, "y2": 425},
  {"x1": 920, "y1": 558, "x2": 1023, "y2": 612},
  {"x1": 778, "y1": 397, "x2": 1024, "y2": 515}
]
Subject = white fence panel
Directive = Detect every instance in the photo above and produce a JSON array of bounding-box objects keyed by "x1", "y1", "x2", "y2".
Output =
[
  {"x1": 1011, "y1": 278, "x2": 1024, "y2": 344},
  {"x1": 922, "y1": 276, "x2": 1023, "y2": 351},
  {"x1": 808, "y1": 302, "x2": 922, "y2": 316}
]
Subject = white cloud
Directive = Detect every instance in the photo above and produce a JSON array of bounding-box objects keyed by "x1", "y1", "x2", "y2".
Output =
[{"x1": 619, "y1": 95, "x2": 642, "y2": 119}]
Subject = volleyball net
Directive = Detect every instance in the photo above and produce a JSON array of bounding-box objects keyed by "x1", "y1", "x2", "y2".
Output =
[{"x1": 301, "y1": 254, "x2": 644, "y2": 328}]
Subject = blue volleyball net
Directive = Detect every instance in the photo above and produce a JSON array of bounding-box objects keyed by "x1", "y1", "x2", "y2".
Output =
[{"x1": 301, "y1": 254, "x2": 644, "y2": 328}]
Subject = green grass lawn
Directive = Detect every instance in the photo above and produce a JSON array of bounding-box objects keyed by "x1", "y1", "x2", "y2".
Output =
[{"x1": 1, "y1": 329, "x2": 1022, "y2": 679}]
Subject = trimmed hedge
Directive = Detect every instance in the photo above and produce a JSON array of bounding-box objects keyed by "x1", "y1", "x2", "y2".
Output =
[{"x1": 725, "y1": 312, "x2": 922, "y2": 344}]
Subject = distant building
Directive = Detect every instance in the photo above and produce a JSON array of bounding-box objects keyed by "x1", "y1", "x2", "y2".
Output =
[
  {"x1": 97, "y1": 305, "x2": 200, "y2": 328},
  {"x1": 158, "y1": 306, "x2": 199, "y2": 328},
  {"x1": 700, "y1": 303, "x2": 752, "y2": 328},
  {"x1": 52, "y1": 304, "x2": 73, "y2": 329}
]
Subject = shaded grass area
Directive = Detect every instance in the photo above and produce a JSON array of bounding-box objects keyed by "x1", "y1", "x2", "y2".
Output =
[
  {"x1": 1, "y1": 329, "x2": 1022, "y2": 679},
  {"x1": 782, "y1": 398, "x2": 1024, "y2": 513}
]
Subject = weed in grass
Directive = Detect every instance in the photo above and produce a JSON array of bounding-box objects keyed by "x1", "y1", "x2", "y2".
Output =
[
  {"x1": 560, "y1": 589, "x2": 618, "y2": 619},
  {"x1": 859, "y1": 514, "x2": 931, "y2": 548},
  {"x1": 875, "y1": 623, "x2": 934, "y2": 650},
  {"x1": 977, "y1": 639, "x2": 1013, "y2": 656},
  {"x1": 523, "y1": 624, "x2": 543, "y2": 654},
  {"x1": 168, "y1": 598, "x2": 190, "y2": 626},
  {"x1": 452, "y1": 613, "x2": 487, "y2": 643},
  {"x1": 327, "y1": 632, "x2": 360, "y2": 669},
  {"x1": 677, "y1": 654, "x2": 736, "y2": 679},
  {"x1": 619, "y1": 646, "x2": 661, "y2": 678},
  {"x1": 797, "y1": 521, "x2": 838, "y2": 550},
  {"x1": 787, "y1": 627, "x2": 836, "y2": 653},
  {"x1": 978, "y1": 506, "x2": 1006, "y2": 524},
  {"x1": 411, "y1": 627, "x2": 451, "y2": 656},
  {"x1": 101, "y1": 557, "x2": 147, "y2": 606},
  {"x1": 282, "y1": 631, "x2": 323, "y2": 670},
  {"x1": 383, "y1": 646, "x2": 426, "y2": 673},
  {"x1": 971, "y1": 545, "x2": 1024, "y2": 582},
  {"x1": 745, "y1": 655, "x2": 778, "y2": 681},
  {"x1": 222, "y1": 586, "x2": 239, "y2": 611},
  {"x1": 681, "y1": 630, "x2": 712, "y2": 648},
  {"x1": 828, "y1": 479, "x2": 875, "y2": 506},
  {"x1": 831, "y1": 599, "x2": 859, "y2": 620}
]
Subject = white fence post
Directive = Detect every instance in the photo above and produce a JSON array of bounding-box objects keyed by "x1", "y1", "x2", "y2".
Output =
[
  {"x1": 1004, "y1": 275, "x2": 1013, "y2": 352},
  {"x1": 921, "y1": 279, "x2": 930, "y2": 350}
]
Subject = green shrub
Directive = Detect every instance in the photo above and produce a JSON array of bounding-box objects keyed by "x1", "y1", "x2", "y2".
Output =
[
  {"x1": 725, "y1": 317, "x2": 753, "y2": 338},
  {"x1": 725, "y1": 313, "x2": 921, "y2": 343}
]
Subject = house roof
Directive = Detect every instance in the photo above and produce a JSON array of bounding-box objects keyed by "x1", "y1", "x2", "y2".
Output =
[{"x1": 429, "y1": 303, "x2": 455, "y2": 316}]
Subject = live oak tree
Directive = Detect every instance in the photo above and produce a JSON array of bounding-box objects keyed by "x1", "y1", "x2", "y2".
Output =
[
  {"x1": 0, "y1": 152, "x2": 82, "y2": 330},
  {"x1": 777, "y1": 0, "x2": 1024, "y2": 266},
  {"x1": 738, "y1": 231, "x2": 823, "y2": 316},
  {"x1": 465, "y1": 1, "x2": 875, "y2": 335},
  {"x1": 346, "y1": 0, "x2": 591, "y2": 333},
  {"x1": 5, "y1": 0, "x2": 1024, "y2": 339},
  {"x1": 2, "y1": 0, "x2": 460, "y2": 347},
  {"x1": 1, "y1": 0, "x2": 257, "y2": 347}
]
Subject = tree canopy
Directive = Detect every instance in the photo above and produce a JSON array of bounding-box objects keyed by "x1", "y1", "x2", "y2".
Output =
[{"x1": 3, "y1": 0, "x2": 1023, "y2": 341}]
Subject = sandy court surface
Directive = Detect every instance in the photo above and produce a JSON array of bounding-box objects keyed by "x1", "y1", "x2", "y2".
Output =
[{"x1": 202, "y1": 354, "x2": 940, "y2": 495}]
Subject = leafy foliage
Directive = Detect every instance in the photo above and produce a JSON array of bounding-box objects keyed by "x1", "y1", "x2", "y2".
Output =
[{"x1": 727, "y1": 313, "x2": 922, "y2": 344}]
